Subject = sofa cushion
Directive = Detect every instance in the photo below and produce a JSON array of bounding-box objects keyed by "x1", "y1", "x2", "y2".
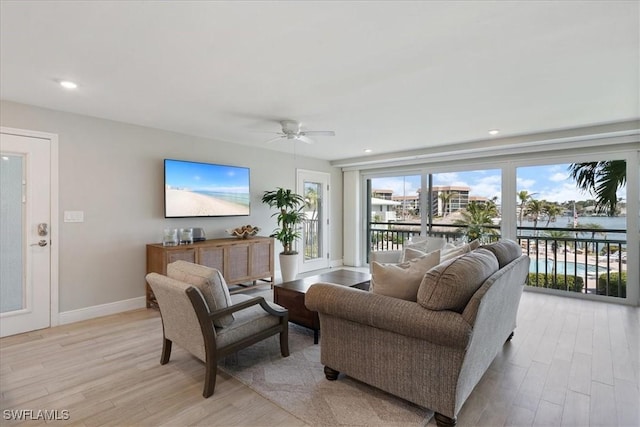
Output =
[
  {"x1": 371, "y1": 250, "x2": 441, "y2": 301},
  {"x1": 215, "y1": 294, "x2": 285, "y2": 347},
  {"x1": 417, "y1": 248, "x2": 499, "y2": 313},
  {"x1": 167, "y1": 260, "x2": 234, "y2": 327},
  {"x1": 480, "y1": 240, "x2": 522, "y2": 268}
]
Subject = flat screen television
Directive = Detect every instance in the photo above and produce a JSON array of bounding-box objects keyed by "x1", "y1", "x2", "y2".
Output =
[{"x1": 164, "y1": 159, "x2": 250, "y2": 218}]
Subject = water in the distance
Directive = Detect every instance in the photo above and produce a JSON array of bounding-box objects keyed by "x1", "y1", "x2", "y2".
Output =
[{"x1": 520, "y1": 215, "x2": 627, "y2": 240}]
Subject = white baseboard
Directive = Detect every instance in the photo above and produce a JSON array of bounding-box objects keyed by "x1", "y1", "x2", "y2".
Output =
[
  {"x1": 330, "y1": 259, "x2": 344, "y2": 268},
  {"x1": 58, "y1": 296, "x2": 146, "y2": 325}
]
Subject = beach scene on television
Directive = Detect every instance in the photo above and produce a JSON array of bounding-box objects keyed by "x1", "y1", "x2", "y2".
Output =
[{"x1": 165, "y1": 160, "x2": 250, "y2": 217}]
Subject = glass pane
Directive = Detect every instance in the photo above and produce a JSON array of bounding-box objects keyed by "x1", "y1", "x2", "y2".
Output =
[
  {"x1": 0, "y1": 154, "x2": 25, "y2": 313},
  {"x1": 303, "y1": 181, "x2": 322, "y2": 261},
  {"x1": 516, "y1": 162, "x2": 627, "y2": 298},
  {"x1": 431, "y1": 169, "x2": 502, "y2": 244},
  {"x1": 369, "y1": 175, "x2": 422, "y2": 252}
]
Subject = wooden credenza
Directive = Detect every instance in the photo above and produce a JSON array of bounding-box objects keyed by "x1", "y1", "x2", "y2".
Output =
[{"x1": 146, "y1": 236, "x2": 275, "y2": 308}]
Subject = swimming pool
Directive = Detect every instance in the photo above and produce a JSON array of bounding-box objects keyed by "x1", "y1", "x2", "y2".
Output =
[{"x1": 529, "y1": 258, "x2": 604, "y2": 277}]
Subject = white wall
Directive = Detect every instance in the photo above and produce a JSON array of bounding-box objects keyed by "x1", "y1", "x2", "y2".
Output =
[{"x1": 1, "y1": 100, "x2": 343, "y2": 313}]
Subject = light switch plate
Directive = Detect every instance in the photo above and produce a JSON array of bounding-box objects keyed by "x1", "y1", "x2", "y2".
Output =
[{"x1": 64, "y1": 211, "x2": 84, "y2": 223}]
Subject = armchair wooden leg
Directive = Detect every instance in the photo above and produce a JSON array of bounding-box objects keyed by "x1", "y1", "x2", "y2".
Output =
[
  {"x1": 160, "y1": 338, "x2": 172, "y2": 365},
  {"x1": 280, "y1": 327, "x2": 290, "y2": 357},
  {"x1": 203, "y1": 355, "x2": 217, "y2": 398},
  {"x1": 434, "y1": 412, "x2": 457, "y2": 427},
  {"x1": 324, "y1": 366, "x2": 339, "y2": 381}
]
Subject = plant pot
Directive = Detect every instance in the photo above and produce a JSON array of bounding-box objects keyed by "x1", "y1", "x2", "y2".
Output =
[{"x1": 279, "y1": 253, "x2": 298, "y2": 283}]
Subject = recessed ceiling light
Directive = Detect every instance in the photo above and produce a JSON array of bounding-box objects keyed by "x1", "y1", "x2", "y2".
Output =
[
  {"x1": 59, "y1": 80, "x2": 78, "y2": 89},
  {"x1": 488, "y1": 129, "x2": 500, "y2": 136},
  {"x1": 364, "y1": 148, "x2": 372, "y2": 153}
]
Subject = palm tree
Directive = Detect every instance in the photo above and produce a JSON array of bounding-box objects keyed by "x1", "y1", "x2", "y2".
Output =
[
  {"x1": 261, "y1": 188, "x2": 305, "y2": 255},
  {"x1": 438, "y1": 192, "x2": 450, "y2": 217},
  {"x1": 304, "y1": 187, "x2": 319, "y2": 221},
  {"x1": 438, "y1": 191, "x2": 458, "y2": 217},
  {"x1": 542, "y1": 229, "x2": 572, "y2": 254},
  {"x1": 577, "y1": 222, "x2": 604, "y2": 254},
  {"x1": 544, "y1": 203, "x2": 562, "y2": 227},
  {"x1": 517, "y1": 190, "x2": 536, "y2": 227},
  {"x1": 526, "y1": 198, "x2": 544, "y2": 236},
  {"x1": 568, "y1": 161, "x2": 626, "y2": 216},
  {"x1": 453, "y1": 201, "x2": 499, "y2": 242}
]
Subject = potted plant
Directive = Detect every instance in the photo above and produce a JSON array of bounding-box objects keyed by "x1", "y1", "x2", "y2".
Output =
[{"x1": 262, "y1": 188, "x2": 305, "y2": 282}]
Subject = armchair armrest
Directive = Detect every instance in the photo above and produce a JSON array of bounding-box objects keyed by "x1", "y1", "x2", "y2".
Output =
[
  {"x1": 306, "y1": 283, "x2": 471, "y2": 349},
  {"x1": 209, "y1": 296, "x2": 287, "y2": 321}
]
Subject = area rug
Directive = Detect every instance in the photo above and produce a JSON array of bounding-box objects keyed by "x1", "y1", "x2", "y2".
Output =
[{"x1": 219, "y1": 289, "x2": 433, "y2": 427}]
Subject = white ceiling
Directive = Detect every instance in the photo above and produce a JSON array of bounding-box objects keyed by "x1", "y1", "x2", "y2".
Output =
[{"x1": 1, "y1": 1, "x2": 638, "y2": 161}]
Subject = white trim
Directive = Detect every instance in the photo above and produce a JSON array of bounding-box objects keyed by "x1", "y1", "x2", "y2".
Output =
[
  {"x1": 296, "y1": 169, "x2": 331, "y2": 273},
  {"x1": 58, "y1": 297, "x2": 147, "y2": 325},
  {"x1": 50, "y1": 134, "x2": 59, "y2": 326},
  {"x1": 335, "y1": 130, "x2": 639, "y2": 170},
  {"x1": 329, "y1": 259, "x2": 343, "y2": 268},
  {"x1": 0, "y1": 126, "x2": 60, "y2": 328},
  {"x1": 343, "y1": 170, "x2": 362, "y2": 266}
]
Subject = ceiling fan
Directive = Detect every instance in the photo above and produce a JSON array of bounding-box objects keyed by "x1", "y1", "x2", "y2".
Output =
[{"x1": 265, "y1": 120, "x2": 335, "y2": 144}]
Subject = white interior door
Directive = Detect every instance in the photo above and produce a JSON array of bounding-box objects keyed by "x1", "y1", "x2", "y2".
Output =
[
  {"x1": 0, "y1": 132, "x2": 51, "y2": 337},
  {"x1": 297, "y1": 169, "x2": 330, "y2": 273}
]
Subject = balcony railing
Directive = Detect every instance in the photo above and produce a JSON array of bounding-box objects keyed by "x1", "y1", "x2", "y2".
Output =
[
  {"x1": 369, "y1": 221, "x2": 628, "y2": 299},
  {"x1": 303, "y1": 218, "x2": 320, "y2": 260}
]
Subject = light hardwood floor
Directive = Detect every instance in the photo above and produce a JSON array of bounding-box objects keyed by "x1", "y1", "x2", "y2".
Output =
[{"x1": 1, "y1": 288, "x2": 638, "y2": 427}]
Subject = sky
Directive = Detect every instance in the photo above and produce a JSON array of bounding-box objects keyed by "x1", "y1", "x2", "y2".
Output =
[
  {"x1": 371, "y1": 163, "x2": 627, "y2": 204},
  {"x1": 165, "y1": 159, "x2": 250, "y2": 193}
]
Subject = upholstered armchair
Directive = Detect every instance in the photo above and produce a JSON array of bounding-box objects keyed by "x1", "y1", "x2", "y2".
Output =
[{"x1": 145, "y1": 261, "x2": 289, "y2": 397}]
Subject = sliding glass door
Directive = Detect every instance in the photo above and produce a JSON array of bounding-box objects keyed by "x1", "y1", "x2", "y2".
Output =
[
  {"x1": 366, "y1": 168, "x2": 501, "y2": 261},
  {"x1": 360, "y1": 149, "x2": 637, "y2": 303}
]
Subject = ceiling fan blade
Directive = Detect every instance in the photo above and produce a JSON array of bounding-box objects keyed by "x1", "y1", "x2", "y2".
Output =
[
  {"x1": 295, "y1": 135, "x2": 314, "y2": 144},
  {"x1": 265, "y1": 135, "x2": 285, "y2": 144},
  {"x1": 300, "y1": 130, "x2": 335, "y2": 137}
]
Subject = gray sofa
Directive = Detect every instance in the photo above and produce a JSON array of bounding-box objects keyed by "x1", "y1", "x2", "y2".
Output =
[{"x1": 305, "y1": 240, "x2": 529, "y2": 427}]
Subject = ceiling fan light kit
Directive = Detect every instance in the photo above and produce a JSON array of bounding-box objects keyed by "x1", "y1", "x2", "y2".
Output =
[{"x1": 264, "y1": 120, "x2": 336, "y2": 144}]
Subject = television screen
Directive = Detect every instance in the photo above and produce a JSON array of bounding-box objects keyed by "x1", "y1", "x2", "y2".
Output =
[{"x1": 164, "y1": 159, "x2": 250, "y2": 218}]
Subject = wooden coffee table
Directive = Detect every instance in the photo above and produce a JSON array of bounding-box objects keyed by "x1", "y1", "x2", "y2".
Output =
[{"x1": 273, "y1": 269, "x2": 370, "y2": 344}]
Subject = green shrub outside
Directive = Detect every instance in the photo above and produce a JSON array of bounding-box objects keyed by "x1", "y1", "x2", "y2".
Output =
[
  {"x1": 597, "y1": 272, "x2": 627, "y2": 298},
  {"x1": 527, "y1": 273, "x2": 584, "y2": 293},
  {"x1": 392, "y1": 234, "x2": 406, "y2": 245}
]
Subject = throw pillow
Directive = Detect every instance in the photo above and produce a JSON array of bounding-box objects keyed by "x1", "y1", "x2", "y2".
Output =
[
  {"x1": 371, "y1": 250, "x2": 440, "y2": 301},
  {"x1": 417, "y1": 248, "x2": 499, "y2": 313},
  {"x1": 400, "y1": 246, "x2": 429, "y2": 263},
  {"x1": 440, "y1": 242, "x2": 457, "y2": 252},
  {"x1": 405, "y1": 236, "x2": 446, "y2": 254},
  {"x1": 440, "y1": 243, "x2": 470, "y2": 262},
  {"x1": 440, "y1": 239, "x2": 481, "y2": 262},
  {"x1": 167, "y1": 260, "x2": 234, "y2": 327}
]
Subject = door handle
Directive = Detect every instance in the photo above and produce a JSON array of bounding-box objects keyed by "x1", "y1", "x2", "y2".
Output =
[{"x1": 30, "y1": 240, "x2": 48, "y2": 247}]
